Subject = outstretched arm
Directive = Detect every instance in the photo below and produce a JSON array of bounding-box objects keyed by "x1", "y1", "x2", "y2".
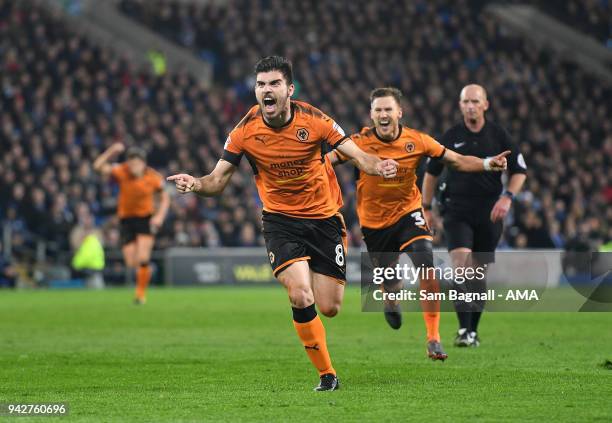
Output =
[
  {"x1": 442, "y1": 149, "x2": 510, "y2": 172},
  {"x1": 167, "y1": 159, "x2": 236, "y2": 197},
  {"x1": 93, "y1": 143, "x2": 125, "y2": 176},
  {"x1": 335, "y1": 139, "x2": 398, "y2": 178}
]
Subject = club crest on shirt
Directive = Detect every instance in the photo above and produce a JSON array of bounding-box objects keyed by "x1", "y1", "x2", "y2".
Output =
[
  {"x1": 296, "y1": 128, "x2": 309, "y2": 142},
  {"x1": 269, "y1": 251, "x2": 275, "y2": 264},
  {"x1": 405, "y1": 142, "x2": 415, "y2": 153}
]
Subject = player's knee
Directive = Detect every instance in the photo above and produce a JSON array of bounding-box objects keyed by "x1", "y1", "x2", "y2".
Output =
[
  {"x1": 383, "y1": 278, "x2": 403, "y2": 292},
  {"x1": 124, "y1": 260, "x2": 137, "y2": 269},
  {"x1": 451, "y1": 255, "x2": 469, "y2": 269},
  {"x1": 318, "y1": 302, "x2": 341, "y2": 318},
  {"x1": 450, "y1": 248, "x2": 472, "y2": 268},
  {"x1": 137, "y1": 252, "x2": 152, "y2": 263},
  {"x1": 287, "y1": 286, "x2": 314, "y2": 309},
  {"x1": 402, "y1": 239, "x2": 434, "y2": 269}
]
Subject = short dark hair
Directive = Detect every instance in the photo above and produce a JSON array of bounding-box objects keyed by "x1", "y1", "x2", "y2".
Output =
[
  {"x1": 126, "y1": 146, "x2": 147, "y2": 161},
  {"x1": 370, "y1": 87, "x2": 402, "y2": 105},
  {"x1": 254, "y1": 56, "x2": 293, "y2": 85}
]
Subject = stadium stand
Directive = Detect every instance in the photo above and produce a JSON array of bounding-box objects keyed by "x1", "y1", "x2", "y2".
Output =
[
  {"x1": 1, "y1": 0, "x2": 610, "y2": 286},
  {"x1": 0, "y1": 0, "x2": 264, "y2": 284},
  {"x1": 532, "y1": 0, "x2": 611, "y2": 47},
  {"x1": 117, "y1": 0, "x2": 611, "y2": 252}
]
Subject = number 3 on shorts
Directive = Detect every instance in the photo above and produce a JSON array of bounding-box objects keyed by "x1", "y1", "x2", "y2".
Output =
[
  {"x1": 411, "y1": 211, "x2": 426, "y2": 226},
  {"x1": 335, "y1": 244, "x2": 345, "y2": 266}
]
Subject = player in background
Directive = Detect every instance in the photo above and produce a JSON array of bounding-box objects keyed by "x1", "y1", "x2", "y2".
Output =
[
  {"x1": 328, "y1": 87, "x2": 509, "y2": 360},
  {"x1": 167, "y1": 56, "x2": 398, "y2": 391},
  {"x1": 423, "y1": 84, "x2": 527, "y2": 347},
  {"x1": 94, "y1": 144, "x2": 169, "y2": 304}
]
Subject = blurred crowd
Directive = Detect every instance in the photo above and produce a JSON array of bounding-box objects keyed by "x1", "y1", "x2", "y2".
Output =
[
  {"x1": 118, "y1": 0, "x2": 611, "y2": 252},
  {"x1": 0, "y1": 0, "x2": 263, "y2": 282},
  {"x1": 1, "y1": 0, "x2": 611, "y2": 282},
  {"x1": 533, "y1": 0, "x2": 612, "y2": 47}
]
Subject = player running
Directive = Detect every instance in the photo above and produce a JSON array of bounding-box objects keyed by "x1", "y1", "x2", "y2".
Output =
[
  {"x1": 94, "y1": 143, "x2": 169, "y2": 304},
  {"x1": 327, "y1": 87, "x2": 509, "y2": 360},
  {"x1": 167, "y1": 56, "x2": 398, "y2": 391}
]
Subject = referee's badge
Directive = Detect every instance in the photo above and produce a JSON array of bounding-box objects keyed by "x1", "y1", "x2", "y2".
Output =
[
  {"x1": 269, "y1": 252, "x2": 275, "y2": 264},
  {"x1": 405, "y1": 142, "x2": 415, "y2": 153},
  {"x1": 517, "y1": 153, "x2": 527, "y2": 169}
]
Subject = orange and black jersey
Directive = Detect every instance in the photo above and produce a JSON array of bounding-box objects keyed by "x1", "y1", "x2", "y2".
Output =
[
  {"x1": 336, "y1": 125, "x2": 445, "y2": 230},
  {"x1": 111, "y1": 163, "x2": 164, "y2": 219},
  {"x1": 222, "y1": 101, "x2": 346, "y2": 219}
]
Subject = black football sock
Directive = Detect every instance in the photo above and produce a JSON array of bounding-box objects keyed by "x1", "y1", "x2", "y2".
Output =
[{"x1": 468, "y1": 276, "x2": 487, "y2": 332}]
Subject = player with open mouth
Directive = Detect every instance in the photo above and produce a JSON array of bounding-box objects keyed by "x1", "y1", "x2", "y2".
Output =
[
  {"x1": 167, "y1": 56, "x2": 399, "y2": 391},
  {"x1": 328, "y1": 87, "x2": 509, "y2": 360}
]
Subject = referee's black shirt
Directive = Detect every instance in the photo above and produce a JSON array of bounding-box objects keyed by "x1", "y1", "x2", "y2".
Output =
[{"x1": 427, "y1": 120, "x2": 527, "y2": 208}]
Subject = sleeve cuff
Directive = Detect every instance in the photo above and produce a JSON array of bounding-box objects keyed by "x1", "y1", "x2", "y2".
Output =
[
  {"x1": 330, "y1": 135, "x2": 349, "y2": 149},
  {"x1": 221, "y1": 149, "x2": 243, "y2": 166}
]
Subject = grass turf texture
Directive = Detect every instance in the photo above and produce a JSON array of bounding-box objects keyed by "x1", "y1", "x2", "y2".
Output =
[{"x1": 1, "y1": 287, "x2": 611, "y2": 422}]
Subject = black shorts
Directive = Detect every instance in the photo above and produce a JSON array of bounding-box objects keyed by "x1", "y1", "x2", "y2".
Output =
[
  {"x1": 443, "y1": 198, "x2": 502, "y2": 263},
  {"x1": 262, "y1": 211, "x2": 347, "y2": 282},
  {"x1": 362, "y1": 208, "x2": 433, "y2": 268},
  {"x1": 119, "y1": 215, "x2": 152, "y2": 246}
]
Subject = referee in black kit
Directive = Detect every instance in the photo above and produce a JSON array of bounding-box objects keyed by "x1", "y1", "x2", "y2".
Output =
[{"x1": 422, "y1": 84, "x2": 527, "y2": 347}]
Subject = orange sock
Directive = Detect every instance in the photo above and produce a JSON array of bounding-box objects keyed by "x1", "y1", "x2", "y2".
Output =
[
  {"x1": 420, "y1": 277, "x2": 440, "y2": 342},
  {"x1": 292, "y1": 305, "x2": 335, "y2": 376},
  {"x1": 135, "y1": 263, "x2": 152, "y2": 300}
]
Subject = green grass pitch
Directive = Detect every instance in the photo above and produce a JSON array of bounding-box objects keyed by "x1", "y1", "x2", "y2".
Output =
[{"x1": 1, "y1": 286, "x2": 611, "y2": 422}]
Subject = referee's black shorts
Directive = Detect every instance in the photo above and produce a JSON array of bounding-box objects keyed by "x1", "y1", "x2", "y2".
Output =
[
  {"x1": 262, "y1": 211, "x2": 347, "y2": 283},
  {"x1": 443, "y1": 198, "x2": 502, "y2": 263}
]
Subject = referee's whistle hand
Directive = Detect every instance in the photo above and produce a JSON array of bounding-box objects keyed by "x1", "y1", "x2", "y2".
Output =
[{"x1": 490, "y1": 150, "x2": 511, "y2": 171}]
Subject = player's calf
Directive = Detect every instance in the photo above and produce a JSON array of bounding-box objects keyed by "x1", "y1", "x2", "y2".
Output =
[{"x1": 311, "y1": 272, "x2": 345, "y2": 319}]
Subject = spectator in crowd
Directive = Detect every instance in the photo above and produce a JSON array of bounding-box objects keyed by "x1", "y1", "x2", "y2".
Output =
[
  {"x1": 531, "y1": 0, "x2": 612, "y2": 47},
  {"x1": 70, "y1": 204, "x2": 105, "y2": 289}
]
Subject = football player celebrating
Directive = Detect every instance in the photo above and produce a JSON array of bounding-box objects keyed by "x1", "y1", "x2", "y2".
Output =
[
  {"x1": 328, "y1": 87, "x2": 508, "y2": 360},
  {"x1": 167, "y1": 56, "x2": 398, "y2": 391},
  {"x1": 94, "y1": 144, "x2": 169, "y2": 304}
]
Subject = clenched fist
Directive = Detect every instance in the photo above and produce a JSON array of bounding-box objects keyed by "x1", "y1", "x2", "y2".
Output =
[{"x1": 377, "y1": 159, "x2": 399, "y2": 179}]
